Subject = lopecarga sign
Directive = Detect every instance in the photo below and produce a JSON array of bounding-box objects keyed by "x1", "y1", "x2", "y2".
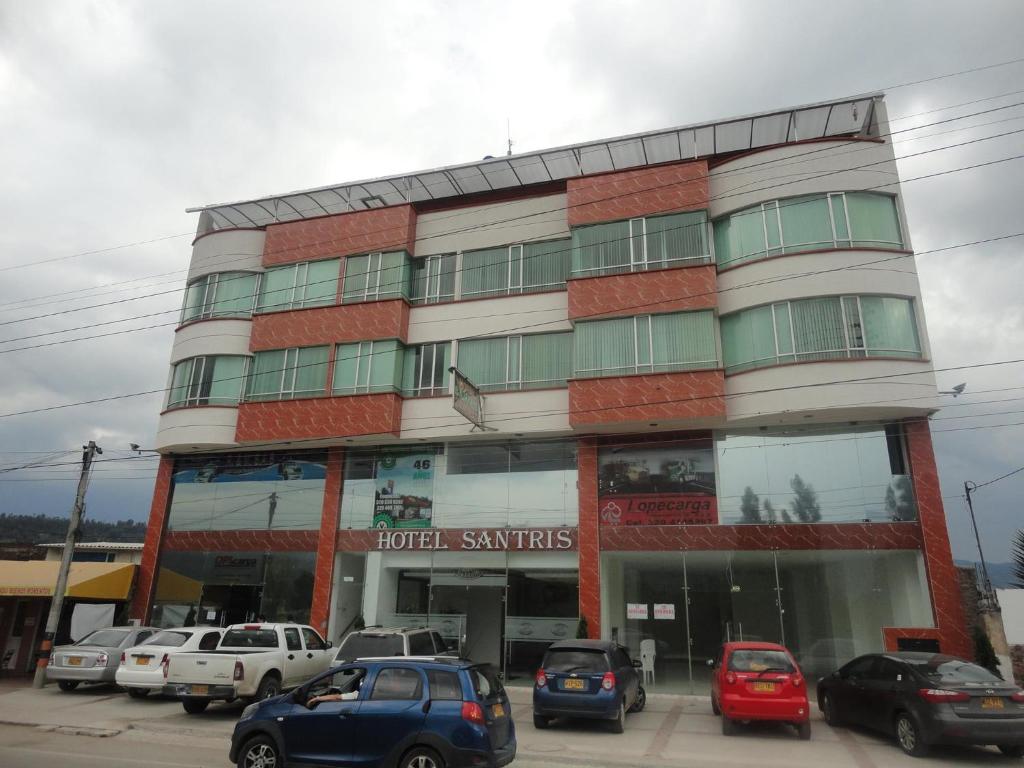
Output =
[{"x1": 375, "y1": 528, "x2": 575, "y2": 551}]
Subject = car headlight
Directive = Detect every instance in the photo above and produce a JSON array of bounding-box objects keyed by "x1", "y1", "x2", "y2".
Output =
[{"x1": 241, "y1": 703, "x2": 260, "y2": 720}]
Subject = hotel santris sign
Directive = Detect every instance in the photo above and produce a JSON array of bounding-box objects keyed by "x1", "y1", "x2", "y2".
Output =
[{"x1": 375, "y1": 528, "x2": 575, "y2": 551}]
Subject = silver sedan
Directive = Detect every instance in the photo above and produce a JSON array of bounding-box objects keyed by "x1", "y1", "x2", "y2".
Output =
[{"x1": 47, "y1": 626, "x2": 158, "y2": 691}]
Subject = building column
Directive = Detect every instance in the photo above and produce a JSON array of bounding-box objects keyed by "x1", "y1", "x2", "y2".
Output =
[
  {"x1": 905, "y1": 418, "x2": 972, "y2": 658},
  {"x1": 310, "y1": 447, "x2": 344, "y2": 636},
  {"x1": 129, "y1": 455, "x2": 175, "y2": 623},
  {"x1": 577, "y1": 438, "x2": 601, "y2": 638}
]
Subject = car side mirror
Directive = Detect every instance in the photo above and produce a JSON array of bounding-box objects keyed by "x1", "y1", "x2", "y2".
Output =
[
  {"x1": 326, "y1": 641, "x2": 333, "y2": 649},
  {"x1": 632, "y1": 659, "x2": 642, "y2": 668},
  {"x1": 293, "y1": 685, "x2": 307, "y2": 703}
]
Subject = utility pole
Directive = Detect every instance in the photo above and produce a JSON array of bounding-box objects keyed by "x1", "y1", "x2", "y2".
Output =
[
  {"x1": 32, "y1": 441, "x2": 102, "y2": 688},
  {"x1": 964, "y1": 480, "x2": 994, "y2": 604}
]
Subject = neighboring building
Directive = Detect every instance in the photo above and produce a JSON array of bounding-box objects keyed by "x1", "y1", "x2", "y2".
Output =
[
  {"x1": 997, "y1": 588, "x2": 1024, "y2": 685},
  {"x1": 40, "y1": 541, "x2": 144, "y2": 564},
  {"x1": 131, "y1": 94, "x2": 970, "y2": 691}
]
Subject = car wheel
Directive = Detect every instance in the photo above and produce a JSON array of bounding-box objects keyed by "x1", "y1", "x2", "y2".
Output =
[
  {"x1": 998, "y1": 745, "x2": 1024, "y2": 758},
  {"x1": 608, "y1": 701, "x2": 625, "y2": 734},
  {"x1": 533, "y1": 714, "x2": 551, "y2": 729},
  {"x1": 182, "y1": 698, "x2": 209, "y2": 714},
  {"x1": 255, "y1": 675, "x2": 280, "y2": 700},
  {"x1": 399, "y1": 746, "x2": 444, "y2": 768},
  {"x1": 895, "y1": 712, "x2": 929, "y2": 757},
  {"x1": 127, "y1": 688, "x2": 149, "y2": 699},
  {"x1": 57, "y1": 680, "x2": 80, "y2": 692},
  {"x1": 237, "y1": 735, "x2": 279, "y2": 768},
  {"x1": 629, "y1": 686, "x2": 646, "y2": 713},
  {"x1": 821, "y1": 693, "x2": 840, "y2": 726},
  {"x1": 721, "y1": 716, "x2": 736, "y2": 736},
  {"x1": 797, "y1": 721, "x2": 811, "y2": 741},
  {"x1": 711, "y1": 695, "x2": 720, "y2": 716}
]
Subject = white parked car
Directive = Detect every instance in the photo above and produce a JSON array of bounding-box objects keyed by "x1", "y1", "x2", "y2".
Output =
[{"x1": 115, "y1": 627, "x2": 225, "y2": 699}]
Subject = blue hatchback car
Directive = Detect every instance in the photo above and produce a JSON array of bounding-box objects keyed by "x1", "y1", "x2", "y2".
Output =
[
  {"x1": 533, "y1": 640, "x2": 645, "y2": 733},
  {"x1": 230, "y1": 657, "x2": 515, "y2": 768}
]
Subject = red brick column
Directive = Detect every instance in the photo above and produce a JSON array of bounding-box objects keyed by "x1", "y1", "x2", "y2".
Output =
[
  {"x1": 130, "y1": 455, "x2": 175, "y2": 622},
  {"x1": 905, "y1": 418, "x2": 972, "y2": 658},
  {"x1": 577, "y1": 438, "x2": 601, "y2": 638},
  {"x1": 310, "y1": 447, "x2": 344, "y2": 635}
]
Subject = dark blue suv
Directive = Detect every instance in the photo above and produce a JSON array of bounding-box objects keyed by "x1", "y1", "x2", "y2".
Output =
[{"x1": 230, "y1": 657, "x2": 515, "y2": 768}]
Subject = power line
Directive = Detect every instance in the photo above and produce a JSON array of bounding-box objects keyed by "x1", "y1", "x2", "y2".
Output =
[{"x1": 972, "y1": 464, "x2": 1024, "y2": 490}]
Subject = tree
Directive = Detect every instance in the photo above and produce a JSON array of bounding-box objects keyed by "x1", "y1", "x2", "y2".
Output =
[
  {"x1": 1012, "y1": 530, "x2": 1024, "y2": 589},
  {"x1": 780, "y1": 509, "x2": 794, "y2": 524},
  {"x1": 762, "y1": 499, "x2": 777, "y2": 524},
  {"x1": 884, "y1": 476, "x2": 916, "y2": 521},
  {"x1": 789, "y1": 474, "x2": 821, "y2": 523},
  {"x1": 739, "y1": 487, "x2": 763, "y2": 524}
]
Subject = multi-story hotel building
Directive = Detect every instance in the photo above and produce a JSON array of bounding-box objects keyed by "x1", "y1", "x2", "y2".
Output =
[{"x1": 131, "y1": 94, "x2": 970, "y2": 690}]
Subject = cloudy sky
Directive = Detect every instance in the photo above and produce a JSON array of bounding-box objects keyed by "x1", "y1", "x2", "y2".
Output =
[{"x1": 0, "y1": 1, "x2": 1022, "y2": 565}]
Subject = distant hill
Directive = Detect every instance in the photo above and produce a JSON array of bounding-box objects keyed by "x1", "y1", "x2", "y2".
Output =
[
  {"x1": 956, "y1": 559, "x2": 1020, "y2": 589},
  {"x1": 0, "y1": 513, "x2": 146, "y2": 544}
]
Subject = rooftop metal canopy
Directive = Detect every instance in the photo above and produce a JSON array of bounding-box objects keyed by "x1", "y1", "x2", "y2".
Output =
[{"x1": 189, "y1": 93, "x2": 882, "y2": 233}]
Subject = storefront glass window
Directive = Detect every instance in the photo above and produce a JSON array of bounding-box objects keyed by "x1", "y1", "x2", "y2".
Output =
[
  {"x1": 340, "y1": 440, "x2": 578, "y2": 529},
  {"x1": 167, "y1": 452, "x2": 327, "y2": 531}
]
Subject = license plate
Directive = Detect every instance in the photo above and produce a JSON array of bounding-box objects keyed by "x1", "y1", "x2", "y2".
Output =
[
  {"x1": 190, "y1": 685, "x2": 209, "y2": 696},
  {"x1": 492, "y1": 703, "x2": 505, "y2": 717},
  {"x1": 982, "y1": 697, "x2": 1005, "y2": 710},
  {"x1": 563, "y1": 679, "x2": 586, "y2": 690},
  {"x1": 67, "y1": 656, "x2": 83, "y2": 666},
  {"x1": 752, "y1": 682, "x2": 776, "y2": 692},
  {"x1": 135, "y1": 657, "x2": 149, "y2": 666}
]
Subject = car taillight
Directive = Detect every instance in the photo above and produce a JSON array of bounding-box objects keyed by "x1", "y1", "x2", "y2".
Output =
[
  {"x1": 119, "y1": 652, "x2": 126, "y2": 666},
  {"x1": 97, "y1": 653, "x2": 108, "y2": 666},
  {"x1": 1011, "y1": 691, "x2": 1024, "y2": 703},
  {"x1": 725, "y1": 672, "x2": 736, "y2": 685},
  {"x1": 601, "y1": 672, "x2": 615, "y2": 691},
  {"x1": 461, "y1": 701, "x2": 485, "y2": 725},
  {"x1": 233, "y1": 660, "x2": 244, "y2": 681},
  {"x1": 535, "y1": 669, "x2": 547, "y2": 688},
  {"x1": 791, "y1": 675, "x2": 803, "y2": 688},
  {"x1": 161, "y1": 654, "x2": 169, "y2": 679},
  {"x1": 918, "y1": 688, "x2": 970, "y2": 703}
]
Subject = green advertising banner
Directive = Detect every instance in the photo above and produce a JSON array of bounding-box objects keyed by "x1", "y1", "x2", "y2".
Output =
[{"x1": 371, "y1": 452, "x2": 435, "y2": 529}]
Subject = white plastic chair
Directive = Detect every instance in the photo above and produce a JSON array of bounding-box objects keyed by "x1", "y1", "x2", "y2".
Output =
[{"x1": 640, "y1": 639, "x2": 656, "y2": 685}]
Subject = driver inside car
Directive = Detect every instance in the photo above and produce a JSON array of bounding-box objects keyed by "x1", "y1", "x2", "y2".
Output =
[{"x1": 307, "y1": 669, "x2": 364, "y2": 707}]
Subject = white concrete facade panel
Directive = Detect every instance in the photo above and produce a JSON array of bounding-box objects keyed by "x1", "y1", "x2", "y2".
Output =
[
  {"x1": 407, "y1": 291, "x2": 570, "y2": 344},
  {"x1": 169, "y1": 319, "x2": 253, "y2": 364},
  {"x1": 188, "y1": 230, "x2": 266, "y2": 282},
  {"x1": 400, "y1": 389, "x2": 571, "y2": 438},
  {"x1": 155, "y1": 406, "x2": 239, "y2": 452},
  {"x1": 414, "y1": 194, "x2": 569, "y2": 257}
]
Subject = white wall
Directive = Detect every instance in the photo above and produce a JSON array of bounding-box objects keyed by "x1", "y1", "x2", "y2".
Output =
[
  {"x1": 406, "y1": 291, "x2": 570, "y2": 345},
  {"x1": 188, "y1": 230, "x2": 265, "y2": 281},
  {"x1": 414, "y1": 194, "x2": 569, "y2": 256},
  {"x1": 998, "y1": 589, "x2": 1024, "y2": 645},
  {"x1": 154, "y1": 406, "x2": 239, "y2": 451},
  {"x1": 169, "y1": 319, "x2": 253, "y2": 364}
]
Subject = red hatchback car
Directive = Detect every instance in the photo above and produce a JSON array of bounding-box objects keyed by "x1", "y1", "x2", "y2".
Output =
[{"x1": 709, "y1": 642, "x2": 811, "y2": 739}]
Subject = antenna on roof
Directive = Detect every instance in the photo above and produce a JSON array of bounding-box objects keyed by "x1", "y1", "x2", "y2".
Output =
[{"x1": 506, "y1": 118, "x2": 513, "y2": 157}]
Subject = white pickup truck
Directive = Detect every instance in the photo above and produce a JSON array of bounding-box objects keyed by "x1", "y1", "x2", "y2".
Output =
[{"x1": 167, "y1": 623, "x2": 333, "y2": 714}]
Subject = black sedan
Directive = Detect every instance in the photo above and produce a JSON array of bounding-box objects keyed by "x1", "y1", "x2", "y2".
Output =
[{"x1": 817, "y1": 652, "x2": 1024, "y2": 758}]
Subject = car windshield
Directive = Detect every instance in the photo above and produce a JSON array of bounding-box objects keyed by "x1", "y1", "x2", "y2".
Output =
[
  {"x1": 221, "y1": 629, "x2": 278, "y2": 648},
  {"x1": 76, "y1": 629, "x2": 129, "y2": 647},
  {"x1": 728, "y1": 649, "x2": 795, "y2": 673},
  {"x1": 337, "y1": 633, "x2": 404, "y2": 660},
  {"x1": 904, "y1": 656, "x2": 1003, "y2": 684},
  {"x1": 142, "y1": 630, "x2": 192, "y2": 648},
  {"x1": 543, "y1": 649, "x2": 609, "y2": 674},
  {"x1": 470, "y1": 664, "x2": 504, "y2": 699}
]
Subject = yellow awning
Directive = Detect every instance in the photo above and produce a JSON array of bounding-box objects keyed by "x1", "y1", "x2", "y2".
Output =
[
  {"x1": 154, "y1": 568, "x2": 203, "y2": 604},
  {"x1": 0, "y1": 560, "x2": 136, "y2": 600}
]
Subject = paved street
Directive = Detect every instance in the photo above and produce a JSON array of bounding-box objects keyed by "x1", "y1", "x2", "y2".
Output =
[{"x1": 0, "y1": 682, "x2": 1019, "y2": 767}]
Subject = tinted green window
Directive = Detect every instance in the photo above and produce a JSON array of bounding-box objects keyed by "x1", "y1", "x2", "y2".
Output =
[
  {"x1": 342, "y1": 252, "x2": 411, "y2": 303},
  {"x1": 410, "y1": 254, "x2": 456, "y2": 304},
  {"x1": 574, "y1": 311, "x2": 717, "y2": 378},
  {"x1": 573, "y1": 213, "x2": 709, "y2": 277},
  {"x1": 182, "y1": 273, "x2": 259, "y2": 322},
  {"x1": 333, "y1": 340, "x2": 402, "y2": 394},
  {"x1": 167, "y1": 355, "x2": 248, "y2": 409},
  {"x1": 402, "y1": 343, "x2": 451, "y2": 396},
  {"x1": 245, "y1": 347, "x2": 329, "y2": 400},
  {"x1": 256, "y1": 260, "x2": 340, "y2": 312},
  {"x1": 457, "y1": 333, "x2": 571, "y2": 392}
]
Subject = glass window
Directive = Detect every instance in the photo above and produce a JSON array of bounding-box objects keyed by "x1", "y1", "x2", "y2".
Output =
[
  {"x1": 410, "y1": 254, "x2": 456, "y2": 304},
  {"x1": 402, "y1": 343, "x2": 451, "y2": 397},
  {"x1": 255, "y1": 259, "x2": 340, "y2": 312},
  {"x1": 337, "y1": 633, "x2": 405, "y2": 660},
  {"x1": 903, "y1": 656, "x2": 1003, "y2": 684},
  {"x1": 427, "y1": 669, "x2": 462, "y2": 700},
  {"x1": 727, "y1": 649, "x2": 795, "y2": 673},
  {"x1": 181, "y1": 272, "x2": 259, "y2": 323},
  {"x1": 574, "y1": 311, "x2": 717, "y2": 378},
  {"x1": 369, "y1": 668, "x2": 423, "y2": 700},
  {"x1": 457, "y1": 333, "x2": 572, "y2": 392},
  {"x1": 713, "y1": 193, "x2": 903, "y2": 267},
  {"x1": 342, "y1": 251, "x2": 411, "y2": 303},
  {"x1": 333, "y1": 340, "x2": 402, "y2": 395},
  {"x1": 222, "y1": 629, "x2": 279, "y2": 648},
  {"x1": 572, "y1": 212, "x2": 709, "y2": 277},
  {"x1": 301, "y1": 627, "x2": 325, "y2": 651},
  {"x1": 721, "y1": 296, "x2": 921, "y2": 373},
  {"x1": 470, "y1": 665, "x2": 504, "y2": 698},
  {"x1": 167, "y1": 355, "x2": 248, "y2": 409},
  {"x1": 245, "y1": 346, "x2": 329, "y2": 401},
  {"x1": 284, "y1": 628, "x2": 302, "y2": 651},
  {"x1": 542, "y1": 648, "x2": 609, "y2": 673},
  {"x1": 143, "y1": 630, "x2": 192, "y2": 648},
  {"x1": 76, "y1": 629, "x2": 129, "y2": 646},
  {"x1": 408, "y1": 632, "x2": 434, "y2": 656},
  {"x1": 199, "y1": 632, "x2": 221, "y2": 650},
  {"x1": 463, "y1": 239, "x2": 571, "y2": 297}
]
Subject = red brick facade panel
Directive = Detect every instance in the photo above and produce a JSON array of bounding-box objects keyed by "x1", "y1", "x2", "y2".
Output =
[
  {"x1": 130, "y1": 456, "x2": 174, "y2": 621},
  {"x1": 263, "y1": 205, "x2": 417, "y2": 266},
  {"x1": 566, "y1": 160, "x2": 710, "y2": 227},
  {"x1": 568, "y1": 265, "x2": 717, "y2": 321},
  {"x1": 311, "y1": 447, "x2": 344, "y2": 634},
  {"x1": 905, "y1": 418, "x2": 973, "y2": 659},
  {"x1": 568, "y1": 370, "x2": 725, "y2": 428},
  {"x1": 577, "y1": 439, "x2": 601, "y2": 638},
  {"x1": 250, "y1": 300, "x2": 410, "y2": 350},
  {"x1": 600, "y1": 522, "x2": 924, "y2": 551},
  {"x1": 164, "y1": 530, "x2": 319, "y2": 552},
  {"x1": 335, "y1": 528, "x2": 579, "y2": 552},
  {"x1": 235, "y1": 394, "x2": 403, "y2": 443},
  {"x1": 882, "y1": 627, "x2": 942, "y2": 652}
]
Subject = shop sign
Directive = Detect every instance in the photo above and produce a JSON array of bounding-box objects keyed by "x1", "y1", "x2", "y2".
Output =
[
  {"x1": 372, "y1": 452, "x2": 434, "y2": 529},
  {"x1": 210, "y1": 554, "x2": 263, "y2": 584},
  {"x1": 451, "y1": 367, "x2": 485, "y2": 428},
  {"x1": 598, "y1": 440, "x2": 718, "y2": 526},
  {"x1": 653, "y1": 603, "x2": 675, "y2": 620},
  {"x1": 375, "y1": 528, "x2": 574, "y2": 551},
  {"x1": 626, "y1": 603, "x2": 648, "y2": 620}
]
